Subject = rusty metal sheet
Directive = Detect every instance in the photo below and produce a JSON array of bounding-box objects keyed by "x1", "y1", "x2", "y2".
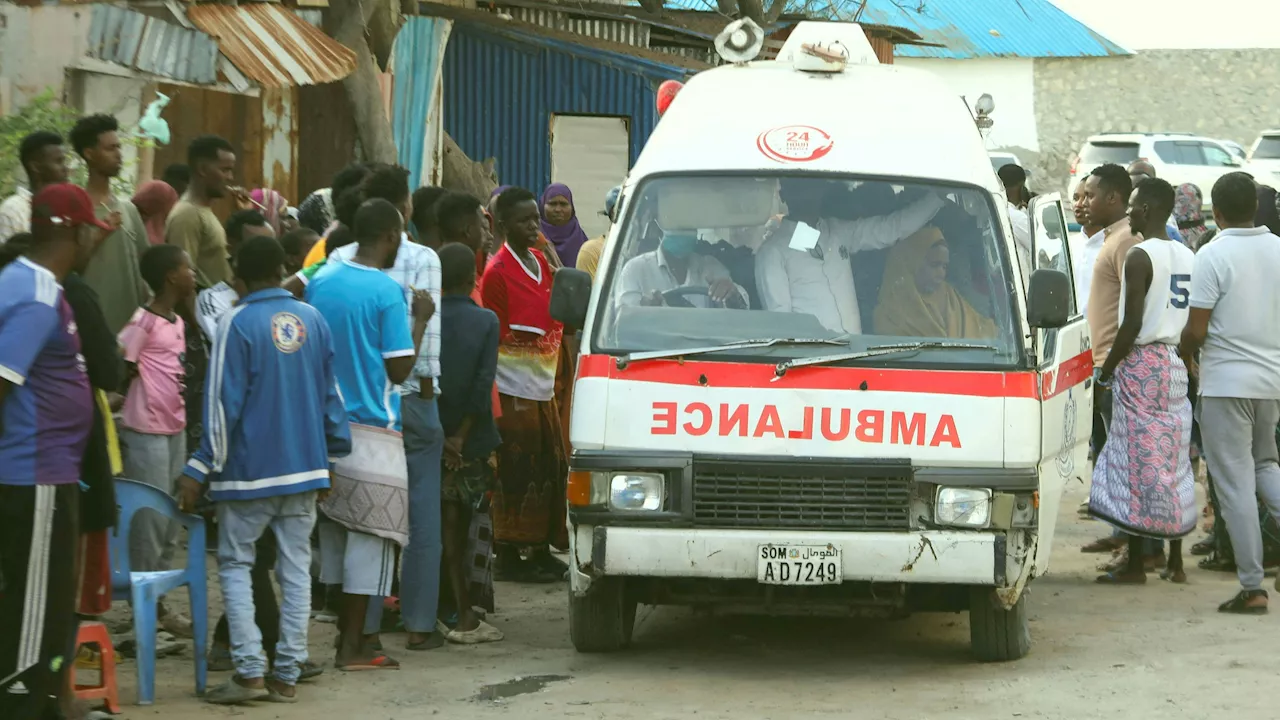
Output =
[{"x1": 186, "y1": 4, "x2": 357, "y2": 88}]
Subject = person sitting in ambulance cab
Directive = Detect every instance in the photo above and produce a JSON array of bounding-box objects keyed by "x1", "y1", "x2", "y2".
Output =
[
  {"x1": 615, "y1": 230, "x2": 749, "y2": 309},
  {"x1": 755, "y1": 178, "x2": 944, "y2": 335}
]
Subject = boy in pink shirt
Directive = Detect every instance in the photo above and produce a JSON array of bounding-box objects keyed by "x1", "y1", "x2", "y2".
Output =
[{"x1": 118, "y1": 243, "x2": 196, "y2": 636}]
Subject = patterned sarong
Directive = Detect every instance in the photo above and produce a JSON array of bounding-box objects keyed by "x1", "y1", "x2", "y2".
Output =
[
  {"x1": 1089, "y1": 343, "x2": 1197, "y2": 538},
  {"x1": 320, "y1": 424, "x2": 410, "y2": 547}
]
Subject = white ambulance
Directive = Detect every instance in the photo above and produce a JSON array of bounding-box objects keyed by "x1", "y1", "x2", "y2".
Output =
[{"x1": 550, "y1": 21, "x2": 1092, "y2": 661}]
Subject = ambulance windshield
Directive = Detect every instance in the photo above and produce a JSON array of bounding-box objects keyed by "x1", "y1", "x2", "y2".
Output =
[{"x1": 593, "y1": 174, "x2": 1022, "y2": 367}]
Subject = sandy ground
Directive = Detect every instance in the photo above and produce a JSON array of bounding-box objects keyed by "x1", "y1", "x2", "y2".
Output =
[{"x1": 98, "y1": 481, "x2": 1280, "y2": 720}]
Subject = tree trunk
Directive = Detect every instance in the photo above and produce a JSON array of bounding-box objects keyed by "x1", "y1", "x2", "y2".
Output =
[
  {"x1": 737, "y1": 0, "x2": 766, "y2": 26},
  {"x1": 637, "y1": 0, "x2": 665, "y2": 15},
  {"x1": 441, "y1": 133, "x2": 498, "y2": 200},
  {"x1": 331, "y1": 0, "x2": 398, "y2": 163},
  {"x1": 716, "y1": 0, "x2": 738, "y2": 16},
  {"x1": 764, "y1": 0, "x2": 788, "y2": 23}
]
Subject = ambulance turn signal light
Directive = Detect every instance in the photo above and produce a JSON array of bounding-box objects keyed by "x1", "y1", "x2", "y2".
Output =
[{"x1": 568, "y1": 470, "x2": 595, "y2": 507}]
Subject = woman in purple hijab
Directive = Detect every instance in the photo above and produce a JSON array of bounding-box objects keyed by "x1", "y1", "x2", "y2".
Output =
[{"x1": 540, "y1": 183, "x2": 589, "y2": 268}]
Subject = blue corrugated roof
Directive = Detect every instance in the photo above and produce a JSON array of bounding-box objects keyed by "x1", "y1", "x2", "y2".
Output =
[
  {"x1": 646, "y1": 0, "x2": 1128, "y2": 59},
  {"x1": 858, "y1": 0, "x2": 1129, "y2": 58}
]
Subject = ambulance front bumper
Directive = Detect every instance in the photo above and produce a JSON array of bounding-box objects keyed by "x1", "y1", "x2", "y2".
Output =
[{"x1": 579, "y1": 526, "x2": 1004, "y2": 586}]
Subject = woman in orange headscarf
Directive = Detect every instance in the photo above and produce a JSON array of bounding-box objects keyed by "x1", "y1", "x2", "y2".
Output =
[{"x1": 873, "y1": 226, "x2": 997, "y2": 340}]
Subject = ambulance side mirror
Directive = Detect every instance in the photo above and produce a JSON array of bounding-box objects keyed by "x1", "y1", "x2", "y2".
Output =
[
  {"x1": 1026, "y1": 268, "x2": 1070, "y2": 329},
  {"x1": 551, "y1": 268, "x2": 592, "y2": 331}
]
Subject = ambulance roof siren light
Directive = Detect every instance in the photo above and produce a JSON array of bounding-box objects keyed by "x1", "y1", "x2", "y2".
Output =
[
  {"x1": 656, "y1": 80, "x2": 683, "y2": 117},
  {"x1": 715, "y1": 18, "x2": 765, "y2": 64},
  {"x1": 974, "y1": 93, "x2": 995, "y2": 136}
]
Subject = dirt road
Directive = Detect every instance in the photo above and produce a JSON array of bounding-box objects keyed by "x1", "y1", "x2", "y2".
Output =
[{"x1": 118, "y1": 482, "x2": 1277, "y2": 720}]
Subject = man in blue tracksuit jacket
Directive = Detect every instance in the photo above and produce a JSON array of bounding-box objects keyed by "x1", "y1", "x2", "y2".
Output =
[{"x1": 178, "y1": 235, "x2": 350, "y2": 704}]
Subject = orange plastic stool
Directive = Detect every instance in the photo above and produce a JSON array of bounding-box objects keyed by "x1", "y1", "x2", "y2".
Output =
[{"x1": 73, "y1": 621, "x2": 121, "y2": 714}]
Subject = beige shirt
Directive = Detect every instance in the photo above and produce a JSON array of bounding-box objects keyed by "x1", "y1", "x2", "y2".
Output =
[
  {"x1": 166, "y1": 200, "x2": 230, "y2": 288},
  {"x1": 576, "y1": 235, "x2": 605, "y2": 280},
  {"x1": 1086, "y1": 218, "x2": 1142, "y2": 367}
]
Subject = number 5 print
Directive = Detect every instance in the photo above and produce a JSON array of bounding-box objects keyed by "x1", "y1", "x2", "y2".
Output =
[{"x1": 1169, "y1": 274, "x2": 1191, "y2": 309}]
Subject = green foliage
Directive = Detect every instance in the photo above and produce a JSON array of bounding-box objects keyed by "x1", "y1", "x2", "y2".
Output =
[
  {"x1": 0, "y1": 90, "x2": 83, "y2": 197},
  {"x1": 0, "y1": 88, "x2": 152, "y2": 198}
]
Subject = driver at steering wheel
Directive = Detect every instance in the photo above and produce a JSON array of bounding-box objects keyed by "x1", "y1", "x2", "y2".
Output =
[{"x1": 615, "y1": 230, "x2": 749, "y2": 309}]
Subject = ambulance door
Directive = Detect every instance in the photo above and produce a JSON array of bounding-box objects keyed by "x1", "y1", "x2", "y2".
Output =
[{"x1": 1028, "y1": 194, "x2": 1093, "y2": 571}]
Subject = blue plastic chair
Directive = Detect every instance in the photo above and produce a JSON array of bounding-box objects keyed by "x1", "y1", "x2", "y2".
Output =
[{"x1": 109, "y1": 478, "x2": 208, "y2": 705}]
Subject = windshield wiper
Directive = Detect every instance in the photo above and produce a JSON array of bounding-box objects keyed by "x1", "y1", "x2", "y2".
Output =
[
  {"x1": 774, "y1": 341, "x2": 1000, "y2": 376},
  {"x1": 616, "y1": 337, "x2": 848, "y2": 369}
]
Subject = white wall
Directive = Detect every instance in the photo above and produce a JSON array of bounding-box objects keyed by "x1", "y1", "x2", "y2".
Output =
[
  {"x1": 1050, "y1": 0, "x2": 1280, "y2": 51},
  {"x1": 897, "y1": 57, "x2": 1039, "y2": 153}
]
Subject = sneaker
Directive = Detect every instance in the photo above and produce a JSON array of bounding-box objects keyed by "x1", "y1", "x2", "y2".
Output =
[
  {"x1": 311, "y1": 609, "x2": 339, "y2": 624},
  {"x1": 161, "y1": 612, "x2": 194, "y2": 639}
]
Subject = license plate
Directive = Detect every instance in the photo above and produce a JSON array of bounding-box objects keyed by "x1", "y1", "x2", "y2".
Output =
[{"x1": 757, "y1": 544, "x2": 842, "y2": 585}]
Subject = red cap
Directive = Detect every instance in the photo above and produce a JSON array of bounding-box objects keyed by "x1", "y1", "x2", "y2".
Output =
[{"x1": 31, "y1": 183, "x2": 114, "y2": 231}]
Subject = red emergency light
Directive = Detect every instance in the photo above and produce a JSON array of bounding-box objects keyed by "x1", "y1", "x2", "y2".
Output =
[{"x1": 657, "y1": 80, "x2": 683, "y2": 117}]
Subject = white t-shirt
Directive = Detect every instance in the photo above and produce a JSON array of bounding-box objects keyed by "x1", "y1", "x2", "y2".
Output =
[
  {"x1": 1120, "y1": 238, "x2": 1194, "y2": 346},
  {"x1": 1007, "y1": 202, "x2": 1032, "y2": 289},
  {"x1": 195, "y1": 282, "x2": 239, "y2": 345},
  {"x1": 1071, "y1": 229, "x2": 1105, "y2": 315},
  {"x1": 1189, "y1": 227, "x2": 1280, "y2": 399}
]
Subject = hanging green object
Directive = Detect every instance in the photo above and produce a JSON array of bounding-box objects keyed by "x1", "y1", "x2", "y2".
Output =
[{"x1": 138, "y1": 92, "x2": 172, "y2": 145}]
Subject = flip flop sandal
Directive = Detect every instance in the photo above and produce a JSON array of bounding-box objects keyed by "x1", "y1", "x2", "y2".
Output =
[
  {"x1": 1159, "y1": 568, "x2": 1188, "y2": 584},
  {"x1": 299, "y1": 660, "x2": 324, "y2": 681},
  {"x1": 406, "y1": 632, "x2": 446, "y2": 651},
  {"x1": 1191, "y1": 536, "x2": 1215, "y2": 556},
  {"x1": 1218, "y1": 589, "x2": 1268, "y2": 615},
  {"x1": 1095, "y1": 572, "x2": 1147, "y2": 585},
  {"x1": 264, "y1": 684, "x2": 299, "y2": 704},
  {"x1": 337, "y1": 653, "x2": 401, "y2": 671},
  {"x1": 445, "y1": 621, "x2": 505, "y2": 645},
  {"x1": 205, "y1": 677, "x2": 270, "y2": 705}
]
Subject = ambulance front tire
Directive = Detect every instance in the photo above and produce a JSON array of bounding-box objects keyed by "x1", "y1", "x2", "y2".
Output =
[
  {"x1": 968, "y1": 587, "x2": 1031, "y2": 662},
  {"x1": 570, "y1": 577, "x2": 636, "y2": 653}
]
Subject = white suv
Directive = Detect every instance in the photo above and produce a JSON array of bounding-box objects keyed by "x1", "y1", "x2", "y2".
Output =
[
  {"x1": 1066, "y1": 133, "x2": 1242, "y2": 211},
  {"x1": 1246, "y1": 130, "x2": 1280, "y2": 184}
]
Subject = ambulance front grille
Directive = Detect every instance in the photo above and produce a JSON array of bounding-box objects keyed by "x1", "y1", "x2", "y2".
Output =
[{"x1": 691, "y1": 462, "x2": 913, "y2": 531}]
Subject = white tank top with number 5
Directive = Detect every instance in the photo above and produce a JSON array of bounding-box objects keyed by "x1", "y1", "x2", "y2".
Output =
[{"x1": 1121, "y1": 238, "x2": 1196, "y2": 346}]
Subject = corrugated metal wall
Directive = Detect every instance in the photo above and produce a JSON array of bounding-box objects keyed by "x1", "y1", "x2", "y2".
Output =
[
  {"x1": 393, "y1": 17, "x2": 452, "y2": 189},
  {"x1": 442, "y1": 23, "x2": 684, "y2": 194},
  {"x1": 507, "y1": 7, "x2": 650, "y2": 48}
]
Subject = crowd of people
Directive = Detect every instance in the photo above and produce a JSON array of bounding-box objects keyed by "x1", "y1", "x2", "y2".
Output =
[
  {"x1": 1051, "y1": 159, "x2": 1280, "y2": 614},
  {"x1": 5, "y1": 107, "x2": 1280, "y2": 718},
  {"x1": 0, "y1": 113, "x2": 611, "y2": 716}
]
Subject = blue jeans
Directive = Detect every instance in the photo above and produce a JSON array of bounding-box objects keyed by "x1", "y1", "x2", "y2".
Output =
[
  {"x1": 217, "y1": 492, "x2": 317, "y2": 684},
  {"x1": 364, "y1": 395, "x2": 444, "y2": 635}
]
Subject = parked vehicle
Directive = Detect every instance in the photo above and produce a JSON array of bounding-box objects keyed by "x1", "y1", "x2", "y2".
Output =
[
  {"x1": 1066, "y1": 133, "x2": 1241, "y2": 211},
  {"x1": 551, "y1": 21, "x2": 1090, "y2": 663},
  {"x1": 1246, "y1": 130, "x2": 1280, "y2": 184},
  {"x1": 989, "y1": 151, "x2": 1023, "y2": 175}
]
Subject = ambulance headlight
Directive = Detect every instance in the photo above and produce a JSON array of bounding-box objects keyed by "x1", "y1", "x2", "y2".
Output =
[
  {"x1": 935, "y1": 487, "x2": 992, "y2": 528},
  {"x1": 609, "y1": 473, "x2": 665, "y2": 512}
]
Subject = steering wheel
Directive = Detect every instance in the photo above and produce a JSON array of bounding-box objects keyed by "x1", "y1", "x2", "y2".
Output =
[{"x1": 661, "y1": 286, "x2": 712, "y2": 308}]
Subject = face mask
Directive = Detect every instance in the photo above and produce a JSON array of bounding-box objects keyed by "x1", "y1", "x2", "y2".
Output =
[{"x1": 661, "y1": 232, "x2": 697, "y2": 258}]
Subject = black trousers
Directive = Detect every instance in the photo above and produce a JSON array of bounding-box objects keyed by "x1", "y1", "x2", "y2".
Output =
[{"x1": 0, "y1": 484, "x2": 80, "y2": 720}]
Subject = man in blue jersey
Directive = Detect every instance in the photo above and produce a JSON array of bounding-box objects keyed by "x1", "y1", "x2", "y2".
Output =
[
  {"x1": 306, "y1": 198, "x2": 432, "y2": 670},
  {"x1": 0, "y1": 183, "x2": 109, "y2": 719},
  {"x1": 178, "y1": 235, "x2": 351, "y2": 704}
]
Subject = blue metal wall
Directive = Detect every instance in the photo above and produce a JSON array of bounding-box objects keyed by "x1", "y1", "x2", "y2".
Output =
[
  {"x1": 442, "y1": 22, "x2": 687, "y2": 195},
  {"x1": 393, "y1": 17, "x2": 451, "y2": 189}
]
